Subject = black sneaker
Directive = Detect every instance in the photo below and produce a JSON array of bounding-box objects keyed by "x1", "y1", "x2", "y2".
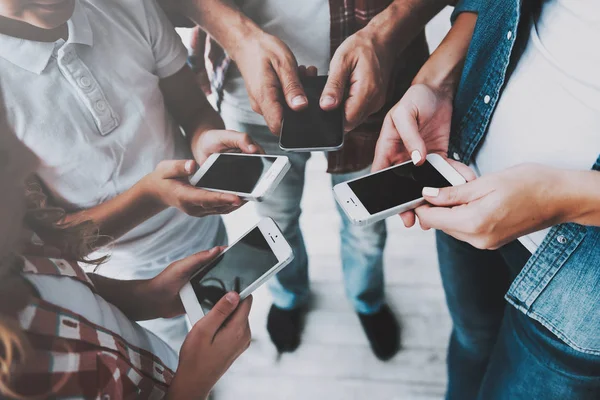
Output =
[
  {"x1": 267, "y1": 304, "x2": 304, "y2": 353},
  {"x1": 358, "y1": 304, "x2": 401, "y2": 361}
]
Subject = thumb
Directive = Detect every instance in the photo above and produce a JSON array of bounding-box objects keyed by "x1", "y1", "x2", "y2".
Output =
[
  {"x1": 422, "y1": 180, "x2": 491, "y2": 207},
  {"x1": 320, "y1": 56, "x2": 350, "y2": 110},
  {"x1": 155, "y1": 159, "x2": 196, "y2": 179},
  {"x1": 203, "y1": 292, "x2": 241, "y2": 335},
  {"x1": 164, "y1": 247, "x2": 225, "y2": 282},
  {"x1": 274, "y1": 59, "x2": 308, "y2": 110},
  {"x1": 220, "y1": 131, "x2": 263, "y2": 154}
]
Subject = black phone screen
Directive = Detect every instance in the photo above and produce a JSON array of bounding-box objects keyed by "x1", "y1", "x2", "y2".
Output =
[
  {"x1": 195, "y1": 154, "x2": 277, "y2": 194},
  {"x1": 190, "y1": 227, "x2": 279, "y2": 314},
  {"x1": 348, "y1": 161, "x2": 452, "y2": 215},
  {"x1": 280, "y1": 75, "x2": 344, "y2": 150}
]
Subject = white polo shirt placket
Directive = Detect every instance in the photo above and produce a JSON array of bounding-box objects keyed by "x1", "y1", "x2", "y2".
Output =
[{"x1": 53, "y1": 40, "x2": 119, "y2": 136}]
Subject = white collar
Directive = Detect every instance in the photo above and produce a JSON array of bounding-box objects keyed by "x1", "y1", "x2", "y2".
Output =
[{"x1": 0, "y1": 1, "x2": 93, "y2": 74}]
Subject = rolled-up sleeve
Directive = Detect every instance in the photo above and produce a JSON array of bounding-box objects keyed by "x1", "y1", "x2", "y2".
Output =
[{"x1": 451, "y1": 0, "x2": 484, "y2": 22}]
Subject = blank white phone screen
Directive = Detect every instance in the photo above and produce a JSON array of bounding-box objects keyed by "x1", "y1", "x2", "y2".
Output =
[
  {"x1": 196, "y1": 155, "x2": 278, "y2": 194},
  {"x1": 190, "y1": 227, "x2": 278, "y2": 314}
]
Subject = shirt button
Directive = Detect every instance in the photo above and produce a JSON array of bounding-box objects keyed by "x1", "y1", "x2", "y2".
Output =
[
  {"x1": 484, "y1": 95, "x2": 491, "y2": 104},
  {"x1": 452, "y1": 152, "x2": 461, "y2": 161},
  {"x1": 507, "y1": 31, "x2": 513, "y2": 40},
  {"x1": 95, "y1": 100, "x2": 107, "y2": 112},
  {"x1": 556, "y1": 235, "x2": 568, "y2": 244},
  {"x1": 79, "y1": 76, "x2": 92, "y2": 88}
]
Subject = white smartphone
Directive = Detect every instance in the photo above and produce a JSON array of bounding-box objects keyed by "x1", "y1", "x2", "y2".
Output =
[
  {"x1": 179, "y1": 218, "x2": 294, "y2": 324},
  {"x1": 188, "y1": 153, "x2": 291, "y2": 202},
  {"x1": 333, "y1": 153, "x2": 466, "y2": 226}
]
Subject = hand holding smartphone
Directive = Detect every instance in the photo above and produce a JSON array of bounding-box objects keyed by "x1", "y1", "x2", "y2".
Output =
[
  {"x1": 279, "y1": 75, "x2": 344, "y2": 152},
  {"x1": 179, "y1": 218, "x2": 294, "y2": 324},
  {"x1": 334, "y1": 154, "x2": 467, "y2": 226},
  {"x1": 189, "y1": 153, "x2": 291, "y2": 202}
]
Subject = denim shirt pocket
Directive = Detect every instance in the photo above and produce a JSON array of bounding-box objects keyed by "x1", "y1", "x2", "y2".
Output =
[{"x1": 506, "y1": 225, "x2": 600, "y2": 355}]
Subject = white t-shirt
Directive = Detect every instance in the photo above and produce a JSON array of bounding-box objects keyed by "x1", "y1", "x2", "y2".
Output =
[
  {"x1": 474, "y1": 0, "x2": 600, "y2": 253},
  {"x1": 0, "y1": 0, "x2": 223, "y2": 270},
  {"x1": 25, "y1": 274, "x2": 179, "y2": 371},
  {"x1": 220, "y1": 0, "x2": 331, "y2": 125}
]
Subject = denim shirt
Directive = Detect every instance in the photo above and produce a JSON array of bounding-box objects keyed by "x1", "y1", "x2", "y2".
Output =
[{"x1": 451, "y1": 0, "x2": 600, "y2": 355}]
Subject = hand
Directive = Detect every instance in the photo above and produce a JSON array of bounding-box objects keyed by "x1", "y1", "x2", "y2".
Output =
[
  {"x1": 168, "y1": 292, "x2": 253, "y2": 400},
  {"x1": 372, "y1": 83, "x2": 463, "y2": 227},
  {"x1": 141, "y1": 160, "x2": 244, "y2": 217},
  {"x1": 193, "y1": 129, "x2": 264, "y2": 165},
  {"x1": 415, "y1": 164, "x2": 568, "y2": 250},
  {"x1": 231, "y1": 32, "x2": 307, "y2": 135},
  {"x1": 320, "y1": 29, "x2": 395, "y2": 132},
  {"x1": 141, "y1": 247, "x2": 227, "y2": 319}
]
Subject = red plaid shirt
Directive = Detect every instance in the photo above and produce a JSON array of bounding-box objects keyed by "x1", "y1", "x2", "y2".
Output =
[
  {"x1": 187, "y1": 0, "x2": 429, "y2": 174},
  {"x1": 12, "y1": 255, "x2": 174, "y2": 399}
]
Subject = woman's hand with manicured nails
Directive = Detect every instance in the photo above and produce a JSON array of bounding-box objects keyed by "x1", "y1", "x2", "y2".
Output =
[
  {"x1": 372, "y1": 83, "x2": 471, "y2": 227},
  {"x1": 168, "y1": 292, "x2": 253, "y2": 400},
  {"x1": 415, "y1": 164, "x2": 578, "y2": 250},
  {"x1": 140, "y1": 159, "x2": 244, "y2": 218}
]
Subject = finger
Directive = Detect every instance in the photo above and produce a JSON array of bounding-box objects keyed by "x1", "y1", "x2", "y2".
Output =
[
  {"x1": 389, "y1": 101, "x2": 428, "y2": 166},
  {"x1": 422, "y1": 180, "x2": 491, "y2": 208},
  {"x1": 156, "y1": 160, "x2": 196, "y2": 179},
  {"x1": 163, "y1": 247, "x2": 223, "y2": 282},
  {"x1": 177, "y1": 185, "x2": 243, "y2": 208},
  {"x1": 219, "y1": 131, "x2": 264, "y2": 154},
  {"x1": 298, "y1": 65, "x2": 307, "y2": 77},
  {"x1": 371, "y1": 115, "x2": 409, "y2": 172},
  {"x1": 343, "y1": 83, "x2": 372, "y2": 132},
  {"x1": 225, "y1": 295, "x2": 253, "y2": 329},
  {"x1": 306, "y1": 66, "x2": 318, "y2": 77},
  {"x1": 203, "y1": 292, "x2": 241, "y2": 335},
  {"x1": 260, "y1": 86, "x2": 285, "y2": 135},
  {"x1": 320, "y1": 55, "x2": 350, "y2": 111},
  {"x1": 274, "y1": 59, "x2": 308, "y2": 111},
  {"x1": 399, "y1": 211, "x2": 416, "y2": 228},
  {"x1": 445, "y1": 159, "x2": 477, "y2": 182}
]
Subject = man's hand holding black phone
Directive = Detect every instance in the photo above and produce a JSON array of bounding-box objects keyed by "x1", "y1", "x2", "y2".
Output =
[{"x1": 279, "y1": 73, "x2": 345, "y2": 152}]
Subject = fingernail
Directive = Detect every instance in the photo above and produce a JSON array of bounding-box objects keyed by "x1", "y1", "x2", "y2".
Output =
[
  {"x1": 423, "y1": 187, "x2": 440, "y2": 197},
  {"x1": 320, "y1": 96, "x2": 336, "y2": 107},
  {"x1": 248, "y1": 144, "x2": 257, "y2": 153},
  {"x1": 291, "y1": 96, "x2": 307, "y2": 107},
  {"x1": 411, "y1": 150, "x2": 422, "y2": 165},
  {"x1": 226, "y1": 292, "x2": 239, "y2": 304},
  {"x1": 185, "y1": 160, "x2": 194, "y2": 173}
]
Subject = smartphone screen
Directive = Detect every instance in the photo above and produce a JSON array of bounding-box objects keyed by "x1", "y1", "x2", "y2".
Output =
[
  {"x1": 195, "y1": 155, "x2": 278, "y2": 194},
  {"x1": 348, "y1": 161, "x2": 451, "y2": 215},
  {"x1": 190, "y1": 227, "x2": 279, "y2": 313},
  {"x1": 280, "y1": 75, "x2": 343, "y2": 150}
]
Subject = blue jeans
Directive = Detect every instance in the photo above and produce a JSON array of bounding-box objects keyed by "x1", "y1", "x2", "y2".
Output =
[
  {"x1": 437, "y1": 231, "x2": 600, "y2": 399},
  {"x1": 225, "y1": 120, "x2": 387, "y2": 315}
]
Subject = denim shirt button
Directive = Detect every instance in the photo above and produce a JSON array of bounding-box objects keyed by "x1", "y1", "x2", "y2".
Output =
[
  {"x1": 507, "y1": 31, "x2": 513, "y2": 40},
  {"x1": 557, "y1": 235, "x2": 568, "y2": 244},
  {"x1": 452, "y1": 152, "x2": 461, "y2": 161},
  {"x1": 484, "y1": 95, "x2": 491, "y2": 104}
]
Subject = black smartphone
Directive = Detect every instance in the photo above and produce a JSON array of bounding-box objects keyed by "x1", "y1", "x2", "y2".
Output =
[{"x1": 279, "y1": 75, "x2": 344, "y2": 152}]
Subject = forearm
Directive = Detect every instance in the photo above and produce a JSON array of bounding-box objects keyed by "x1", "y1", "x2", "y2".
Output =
[
  {"x1": 179, "y1": 0, "x2": 260, "y2": 60},
  {"x1": 412, "y1": 12, "x2": 477, "y2": 94},
  {"x1": 559, "y1": 169, "x2": 600, "y2": 227},
  {"x1": 88, "y1": 274, "x2": 156, "y2": 321},
  {"x1": 361, "y1": 0, "x2": 451, "y2": 55},
  {"x1": 61, "y1": 179, "x2": 165, "y2": 247}
]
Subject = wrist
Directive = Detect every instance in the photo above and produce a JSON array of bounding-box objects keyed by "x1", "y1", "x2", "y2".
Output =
[
  {"x1": 136, "y1": 175, "x2": 168, "y2": 212},
  {"x1": 554, "y1": 169, "x2": 598, "y2": 225}
]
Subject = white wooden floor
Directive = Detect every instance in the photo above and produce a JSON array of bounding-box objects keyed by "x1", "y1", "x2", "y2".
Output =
[
  {"x1": 208, "y1": 9, "x2": 453, "y2": 400},
  {"x1": 218, "y1": 154, "x2": 451, "y2": 400}
]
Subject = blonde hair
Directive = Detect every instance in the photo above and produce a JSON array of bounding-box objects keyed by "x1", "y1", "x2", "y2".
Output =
[{"x1": 0, "y1": 178, "x2": 106, "y2": 398}]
